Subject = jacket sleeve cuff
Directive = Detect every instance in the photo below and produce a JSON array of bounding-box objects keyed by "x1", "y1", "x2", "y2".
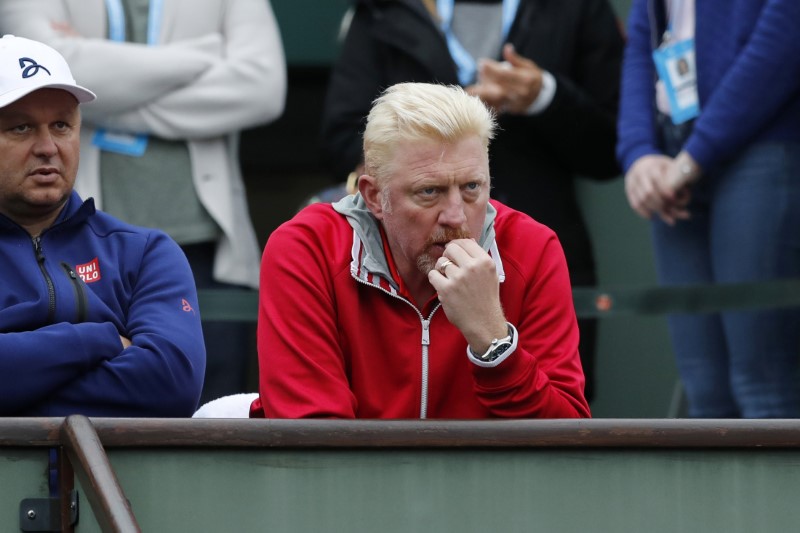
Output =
[{"x1": 525, "y1": 71, "x2": 556, "y2": 115}]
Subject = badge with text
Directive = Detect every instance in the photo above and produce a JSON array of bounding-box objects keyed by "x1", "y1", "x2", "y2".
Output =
[
  {"x1": 92, "y1": 129, "x2": 149, "y2": 156},
  {"x1": 75, "y1": 258, "x2": 102, "y2": 284},
  {"x1": 653, "y1": 38, "x2": 699, "y2": 125}
]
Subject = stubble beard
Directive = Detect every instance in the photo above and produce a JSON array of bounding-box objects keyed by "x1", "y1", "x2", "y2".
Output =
[
  {"x1": 381, "y1": 187, "x2": 473, "y2": 275},
  {"x1": 416, "y1": 227, "x2": 472, "y2": 274}
]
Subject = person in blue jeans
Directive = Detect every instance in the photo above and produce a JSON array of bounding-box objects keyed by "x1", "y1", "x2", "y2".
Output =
[{"x1": 617, "y1": 0, "x2": 800, "y2": 417}]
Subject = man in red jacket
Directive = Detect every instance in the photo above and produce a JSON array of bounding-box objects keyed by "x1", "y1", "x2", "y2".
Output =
[{"x1": 251, "y1": 83, "x2": 589, "y2": 419}]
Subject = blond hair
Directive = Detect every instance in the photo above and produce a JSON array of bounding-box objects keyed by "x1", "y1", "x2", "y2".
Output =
[{"x1": 363, "y1": 83, "x2": 496, "y2": 183}]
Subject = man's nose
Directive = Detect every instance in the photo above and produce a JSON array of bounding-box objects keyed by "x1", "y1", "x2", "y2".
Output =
[
  {"x1": 32, "y1": 129, "x2": 58, "y2": 157},
  {"x1": 438, "y1": 189, "x2": 468, "y2": 227}
]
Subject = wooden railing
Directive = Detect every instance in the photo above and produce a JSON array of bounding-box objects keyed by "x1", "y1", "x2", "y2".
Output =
[
  {"x1": 2, "y1": 417, "x2": 139, "y2": 533},
  {"x1": 80, "y1": 417, "x2": 800, "y2": 448},
  {"x1": 6, "y1": 417, "x2": 800, "y2": 450},
  {"x1": 60, "y1": 417, "x2": 139, "y2": 533}
]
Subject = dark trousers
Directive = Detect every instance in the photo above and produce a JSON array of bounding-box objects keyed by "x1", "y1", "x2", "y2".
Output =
[{"x1": 182, "y1": 242, "x2": 255, "y2": 405}]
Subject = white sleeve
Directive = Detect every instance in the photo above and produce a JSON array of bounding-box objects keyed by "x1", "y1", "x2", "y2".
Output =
[
  {"x1": 525, "y1": 70, "x2": 557, "y2": 115},
  {"x1": 0, "y1": 0, "x2": 218, "y2": 116},
  {"x1": 99, "y1": 0, "x2": 288, "y2": 139},
  {"x1": 0, "y1": 0, "x2": 287, "y2": 139}
]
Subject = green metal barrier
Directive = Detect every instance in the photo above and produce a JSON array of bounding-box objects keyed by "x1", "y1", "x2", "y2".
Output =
[
  {"x1": 104, "y1": 445, "x2": 800, "y2": 532},
  {"x1": 198, "y1": 279, "x2": 800, "y2": 322},
  {"x1": 197, "y1": 289, "x2": 259, "y2": 322},
  {"x1": 573, "y1": 279, "x2": 800, "y2": 318}
]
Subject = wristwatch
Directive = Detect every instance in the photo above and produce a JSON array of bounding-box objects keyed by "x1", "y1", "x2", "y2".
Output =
[{"x1": 470, "y1": 324, "x2": 515, "y2": 363}]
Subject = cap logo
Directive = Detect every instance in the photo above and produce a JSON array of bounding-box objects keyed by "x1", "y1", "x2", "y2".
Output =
[{"x1": 19, "y1": 57, "x2": 51, "y2": 79}]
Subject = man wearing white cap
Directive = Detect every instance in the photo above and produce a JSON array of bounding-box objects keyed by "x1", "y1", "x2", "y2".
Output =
[
  {"x1": 0, "y1": 35, "x2": 205, "y2": 416},
  {"x1": 0, "y1": 0, "x2": 288, "y2": 405}
]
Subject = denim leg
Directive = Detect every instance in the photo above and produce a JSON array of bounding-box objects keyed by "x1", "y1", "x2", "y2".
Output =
[
  {"x1": 651, "y1": 193, "x2": 739, "y2": 417},
  {"x1": 710, "y1": 142, "x2": 800, "y2": 417}
]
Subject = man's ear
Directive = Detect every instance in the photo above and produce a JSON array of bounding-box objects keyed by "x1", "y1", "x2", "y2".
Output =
[{"x1": 358, "y1": 175, "x2": 384, "y2": 220}]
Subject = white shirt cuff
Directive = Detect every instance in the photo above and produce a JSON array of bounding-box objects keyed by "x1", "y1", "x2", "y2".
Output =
[{"x1": 525, "y1": 70, "x2": 556, "y2": 115}]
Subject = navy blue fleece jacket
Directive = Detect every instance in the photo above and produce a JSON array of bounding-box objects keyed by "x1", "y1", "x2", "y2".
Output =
[{"x1": 0, "y1": 191, "x2": 205, "y2": 416}]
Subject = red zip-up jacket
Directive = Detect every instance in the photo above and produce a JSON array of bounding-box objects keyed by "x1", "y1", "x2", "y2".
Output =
[{"x1": 250, "y1": 197, "x2": 589, "y2": 418}]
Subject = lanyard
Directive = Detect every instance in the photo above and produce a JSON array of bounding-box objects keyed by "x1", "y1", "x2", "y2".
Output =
[
  {"x1": 95, "y1": 0, "x2": 165, "y2": 155},
  {"x1": 664, "y1": 0, "x2": 694, "y2": 42},
  {"x1": 436, "y1": 0, "x2": 520, "y2": 86},
  {"x1": 104, "y1": 0, "x2": 164, "y2": 44}
]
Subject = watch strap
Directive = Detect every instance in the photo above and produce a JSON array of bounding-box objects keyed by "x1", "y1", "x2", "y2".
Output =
[{"x1": 467, "y1": 323, "x2": 518, "y2": 367}]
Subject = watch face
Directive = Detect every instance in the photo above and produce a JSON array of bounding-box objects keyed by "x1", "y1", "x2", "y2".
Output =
[{"x1": 480, "y1": 340, "x2": 513, "y2": 362}]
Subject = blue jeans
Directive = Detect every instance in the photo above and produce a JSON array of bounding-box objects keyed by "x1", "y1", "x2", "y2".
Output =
[{"x1": 651, "y1": 142, "x2": 800, "y2": 418}]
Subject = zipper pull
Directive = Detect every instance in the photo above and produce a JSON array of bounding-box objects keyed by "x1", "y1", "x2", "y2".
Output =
[
  {"x1": 33, "y1": 236, "x2": 45, "y2": 262},
  {"x1": 421, "y1": 319, "x2": 430, "y2": 346}
]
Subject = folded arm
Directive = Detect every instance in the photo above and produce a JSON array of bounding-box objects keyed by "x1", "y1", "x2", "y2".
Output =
[
  {"x1": 98, "y1": 0, "x2": 287, "y2": 139},
  {"x1": 0, "y1": 0, "x2": 219, "y2": 115},
  {"x1": 0, "y1": 321, "x2": 125, "y2": 414},
  {"x1": 40, "y1": 232, "x2": 206, "y2": 417},
  {"x1": 2, "y1": 232, "x2": 206, "y2": 417},
  {"x1": 0, "y1": 0, "x2": 286, "y2": 139}
]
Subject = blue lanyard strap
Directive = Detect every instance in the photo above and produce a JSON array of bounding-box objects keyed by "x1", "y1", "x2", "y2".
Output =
[
  {"x1": 436, "y1": 0, "x2": 520, "y2": 86},
  {"x1": 103, "y1": 0, "x2": 163, "y2": 44},
  {"x1": 665, "y1": 0, "x2": 691, "y2": 36}
]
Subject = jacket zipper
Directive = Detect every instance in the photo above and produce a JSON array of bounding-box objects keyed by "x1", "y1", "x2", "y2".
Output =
[
  {"x1": 419, "y1": 317, "x2": 431, "y2": 418},
  {"x1": 32, "y1": 236, "x2": 57, "y2": 324},
  {"x1": 61, "y1": 262, "x2": 88, "y2": 323},
  {"x1": 352, "y1": 275, "x2": 441, "y2": 418}
]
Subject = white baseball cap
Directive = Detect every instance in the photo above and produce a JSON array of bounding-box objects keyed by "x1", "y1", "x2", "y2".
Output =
[{"x1": 0, "y1": 34, "x2": 95, "y2": 108}]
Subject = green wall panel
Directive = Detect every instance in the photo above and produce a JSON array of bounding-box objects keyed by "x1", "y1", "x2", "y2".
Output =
[
  {"x1": 63, "y1": 447, "x2": 800, "y2": 533},
  {"x1": 0, "y1": 450, "x2": 51, "y2": 531}
]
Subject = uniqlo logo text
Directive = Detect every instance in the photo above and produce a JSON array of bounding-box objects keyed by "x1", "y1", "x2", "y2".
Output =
[{"x1": 76, "y1": 258, "x2": 101, "y2": 283}]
